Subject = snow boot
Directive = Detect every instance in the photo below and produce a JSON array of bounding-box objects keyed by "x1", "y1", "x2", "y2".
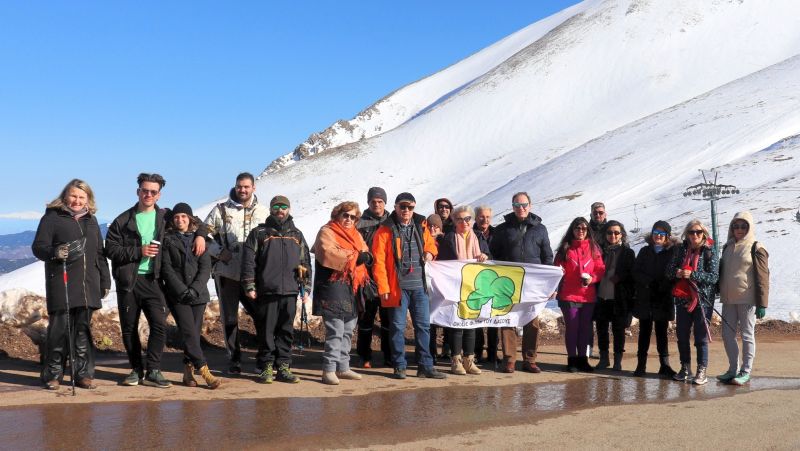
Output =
[
  {"x1": 464, "y1": 355, "x2": 482, "y2": 375},
  {"x1": 199, "y1": 365, "x2": 221, "y2": 389},
  {"x1": 451, "y1": 353, "x2": 466, "y2": 375}
]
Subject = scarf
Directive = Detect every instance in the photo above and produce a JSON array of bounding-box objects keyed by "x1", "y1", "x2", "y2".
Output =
[
  {"x1": 672, "y1": 246, "x2": 701, "y2": 311},
  {"x1": 63, "y1": 206, "x2": 89, "y2": 220},
  {"x1": 314, "y1": 220, "x2": 369, "y2": 293}
]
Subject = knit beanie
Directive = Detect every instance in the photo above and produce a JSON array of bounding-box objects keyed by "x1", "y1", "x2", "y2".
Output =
[
  {"x1": 367, "y1": 187, "x2": 388, "y2": 203},
  {"x1": 426, "y1": 214, "x2": 443, "y2": 228},
  {"x1": 172, "y1": 202, "x2": 194, "y2": 217},
  {"x1": 652, "y1": 220, "x2": 671, "y2": 236}
]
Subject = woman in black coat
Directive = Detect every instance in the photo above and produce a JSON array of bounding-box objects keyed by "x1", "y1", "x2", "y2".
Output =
[
  {"x1": 594, "y1": 220, "x2": 635, "y2": 371},
  {"x1": 631, "y1": 220, "x2": 677, "y2": 377},
  {"x1": 31, "y1": 179, "x2": 110, "y2": 390},
  {"x1": 161, "y1": 203, "x2": 220, "y2": 389}
]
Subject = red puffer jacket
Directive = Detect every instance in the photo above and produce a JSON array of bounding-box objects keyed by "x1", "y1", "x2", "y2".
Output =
[{"x1": 554, "y1": 239, "x2": 606, "y2": 303}]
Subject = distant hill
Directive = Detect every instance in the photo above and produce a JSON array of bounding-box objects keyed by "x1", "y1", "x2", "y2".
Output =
[
  {"x1": 0, "y1": 224, "x2": 108, "y2": 260},
  {"x1": 0, "y1": 257, "x2": 37, "y2": 274}
]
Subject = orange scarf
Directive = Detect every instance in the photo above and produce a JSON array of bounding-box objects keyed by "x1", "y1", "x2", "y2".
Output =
[{"x1": 319, "y1": 220, "x2": 370, "y2": 293}]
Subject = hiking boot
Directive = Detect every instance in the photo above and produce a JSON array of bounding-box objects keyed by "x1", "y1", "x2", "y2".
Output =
[
  {"x1": 693, "y1": 365, "x2": 708, "y2": 385},
  {"x1": 522, "y1": 361, "x2": 542, "y2": 373},
  {"x1": 502, "y1": 359, "x2": 515, "y2": 373},
  {"x1": 228, "y1": 362, "x2": 242, "y2": 375},
  {"x1": 336, "y1": 369, "x2": 362, "y2": 380},
  {"x1": 595, "y1": 351, "x2": 610, "y2": 370},
  {"x1": 633, "y1": 355, "x2": 647, "y2": 377},
  {"x1": 417, "y1": 367, "x2": 447, "y2": 379},
  {"x1": 76, "y1": 378, "x2": 97, "y2": 390},
  {"x1": 451, "y1": 354, "x2": 466, "y2": 375},
  {"x1": 183, "y1": 363, "x2": 198, "y2": 387},
  {"x1": 612, "y1": 352, "x2": 624, "y2": 371},
  {"x1": 276, "y1": 364, "x2": 300, "y2": 383},
  {"x1": 658, "y1": 355, "x2": 676, "y2": 378},
  {"x1": 464, "y1": 355, "x2": 482, "y2": 375},
  {"x1": 143, "y1": 370, "x2": 172, "y2": 388},
  {"x1": 716, "y1": 369, "x2": 738, "y2": 383},
  {"x1": 577, "y1": 357, "x2": 595, "y2": 373},
  {"x1": 674, "y1": 363, "x2": 691, "y2": 382},
  {"x1": 322, "y1": 371, "x2": 339, "y2": 385},
  {"x1": 731, "y1": 371, "x2": 751, "y2": 386},
  {"x1": 199, "y1": 365, "x2": 221, "y2": 389},
  {"x1": 392, "y1": 368, "x2": 407, "y2": 380},
  {"x1": 122, "y1": 369, "x2": 143, "y2": 386},
  {"x1": 43, "y1": 379, "x2": 60, "y2": 390},
  {"x1": 257, "y1": 366, "x2": 273, "y2": 384},
  {"x1": 566, "y1": 356, "x2": 579, "y2": 373}
]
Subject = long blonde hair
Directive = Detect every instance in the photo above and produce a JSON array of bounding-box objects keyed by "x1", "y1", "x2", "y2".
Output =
[
  {"x1": 47, "y1": 179, "x2": 98, "y2": 214},
  {"x1": 680, "y1": 219, "x2": 710, "y2": 242}
]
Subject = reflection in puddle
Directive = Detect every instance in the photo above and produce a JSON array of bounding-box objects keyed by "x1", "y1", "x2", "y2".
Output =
[{"x1": 2, "y1": 376, "x2": 798, "y2": 449}]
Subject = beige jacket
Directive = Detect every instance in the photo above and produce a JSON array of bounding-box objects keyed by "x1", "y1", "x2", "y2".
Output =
[
  {"x1": 719, "y1": 211, "x2": 769, "y2": 307},
  {"x1": 204, "y1": 192, "x2": 270, "y2": 281}
]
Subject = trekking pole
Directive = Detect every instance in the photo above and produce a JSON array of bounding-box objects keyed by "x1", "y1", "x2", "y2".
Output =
[
  {"x1": 711, "y1": 305, "x2": 738, "y2": 336},
  {"x1": 62, "y1": 259, "x2": 77, "y2": 396}
]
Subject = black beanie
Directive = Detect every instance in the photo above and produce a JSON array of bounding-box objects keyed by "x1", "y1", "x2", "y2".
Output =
[
  {"x1": 367, "y1": 186, "x2": 387, "y2": 203},
  {"x1": 172, "y1": 202, "x2": 194, "y2": 217},
  {"x1": 652, "y1": 220, "x2": 671, "y2": 236}
]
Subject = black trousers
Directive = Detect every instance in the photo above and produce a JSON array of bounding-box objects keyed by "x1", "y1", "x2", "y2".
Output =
[
  {"x1": 118, "y1": 275, "x2": 167, "y2": 371},
  {"x1": 356, "y1": 296, "x2": 392, "y2": 364},
  {"x1": 474, "y1": 327, "x2": 499, "y2": 361},
  {"x1": 254, "y1": 294, "x2": 296, "y2": 368},
  {"x1": 41, "y1": 307, "x2": 94, "y2": 383},
  {"x1": 449, "y1": 328, "x2": 476, "y2": 356},
  {"x1": 638, "y1": 318, "x2": 670, "y2": 357},
  {"x1": 595, "y1": 299, "x2": 626, "y2": 354},
  {"x1": 216, "y1": 276, "x2": 259, "y2": 364},
  {"x1": 169, "y1": 302, "x2": 207, "y2": 368},
  {"x1": 429, "y1": 325, "x2": 451, "y2": 359}
]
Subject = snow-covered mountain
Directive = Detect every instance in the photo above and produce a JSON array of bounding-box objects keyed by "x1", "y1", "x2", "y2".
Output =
[{"x1": 2, "y1": 0, "x2": 800, "y2": 319}]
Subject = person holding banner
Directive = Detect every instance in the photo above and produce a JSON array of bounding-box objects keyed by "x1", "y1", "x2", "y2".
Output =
[
  {"x1": 554, "y1": 217, "x2": 605, "y2": 373},
  {"x1": 312, "y1": 201, "x2": 372, "y2": 385},
  {"x1": 32, "y1": 179, "x2": 111, "y2": 390},
  {"x1": 372, "y1": 192, "x2": 446, "y2": 380},
  {"x1": 490, "y1": 192, "x2": 554, "y2": 373},
  {"x1": 436, "y1": 205, "x2": 488, "y2": 375}
]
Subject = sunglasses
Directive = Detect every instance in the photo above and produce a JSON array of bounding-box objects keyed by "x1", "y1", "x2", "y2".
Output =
[
  {"x1": 512, "y1": 202, "x2": 529, "y2": 208},
  {"x1": 138, "y1": 188, "x2": 159, "y2": 197},
  {"x1": 574, "y1": 226, "x2": 588, "y2": 231},
  {"x1": 454, "y1": 216, "x2": 472, "y2": 223},
  {"x1": 341, "y1": 213, "x2": 358, "y2": 221},
  {"x1": 398, "y1": 204, "x2": 415, "y2": 211},
  {"x1": 436, "y1": 204, "x2": 451, "y2": 210},
  {"x1": 271, "y1": 204, "x2": 289, "y2": 210},
  {"x1": 652, "y1": 230, "x2": 668, "y2": 237},
  {"x1": 606, "y1": 231, "x2": 621, "y2": 236},
  {"x1": 593, "y1": 211, "x2": 606, "y2": 216},
  {"x1": 732, "y1": 224, "x2": 749, "y2": 230},
  {"x1": 687, "y1": 230, "x2": 704, "y2": 236}
]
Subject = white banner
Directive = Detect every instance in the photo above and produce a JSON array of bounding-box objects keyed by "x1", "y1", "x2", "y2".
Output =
[{"x1": 428, "y1": 260, "x2": 563, "y2": 329}]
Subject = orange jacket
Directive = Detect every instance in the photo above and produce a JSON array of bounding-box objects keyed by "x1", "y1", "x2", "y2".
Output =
[{"x1": 372, "y1": 212, "x2": 438, "y2": 307}]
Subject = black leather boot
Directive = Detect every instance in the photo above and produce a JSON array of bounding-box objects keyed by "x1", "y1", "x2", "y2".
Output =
[
  {"x1": 633, "y1": 354, "x2": 647, "y2": 377},
  {"x1": 658, "y1": 354, "x2": 676, "y2": 378},
  {"x1": 613, "y1": 352, "x2": 623, "y2": 371},
  {"x1": 595, "y1": 351, "x2": 610, "y2": 369}
]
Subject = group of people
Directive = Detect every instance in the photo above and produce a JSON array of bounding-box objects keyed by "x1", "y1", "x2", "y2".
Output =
[{"x1": 31, "y1": 174, "x2": 769, "y2": 391}]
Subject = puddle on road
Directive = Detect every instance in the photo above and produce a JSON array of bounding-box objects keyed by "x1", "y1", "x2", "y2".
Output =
[{"x1": 2, "y1": 376, "x2": 798, "y2": 449}]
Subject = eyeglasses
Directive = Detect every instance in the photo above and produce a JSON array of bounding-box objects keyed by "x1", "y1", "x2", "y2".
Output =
[
  {"x1": 512, "y1": 202, "x2": 529, "y2": 208},
  {"x1": 454, "y1": 216, "x2": 472, "y2": 223},
  {"x1": 138, "y1": 188, "x2": 159, "y2": 197},
  {"x1": 687, "y1": 230, "x2": 704, "y2": 236},
  {"x1": 732, "y1": 224, "x2": 749, "y2": 230},
  {"x1": 574, "y1": 226, "x2": 588, "y2": 231},
  {"x1": 652, "y1": 230, "x2": 668, "y2": 237},
  {"x1": 341, "y1": 213, "x2": 358, "y2": 221},
  {"x1": 606, "y1": 231, "x2": 621, "y2": 236},
  {"x1": 271, "y1": 204, "x2": 289, "y2": 211},
  {"x1": 436, "y1": 204, "x2": 451, "y2": 210},
  {"x1": 398, "y1": 204, "x2": 415, "y2": 211}
]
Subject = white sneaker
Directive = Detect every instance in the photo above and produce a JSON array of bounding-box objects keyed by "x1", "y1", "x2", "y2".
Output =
[{"x1": 336, "y1": 369, "x2": 362, "y2": 380}]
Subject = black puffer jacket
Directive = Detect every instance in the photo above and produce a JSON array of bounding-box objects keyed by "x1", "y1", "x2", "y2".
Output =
[
  {"x1": 160, "y1": 230, "x2": 212, "y2": 305},
  {"x1": 490, "y1": 212, "x2": 553, "y2": 265},
  {"x1": 31, "y1": 208, "x2": 111, "y2": 314},
  {"x1": 597, "y1": 243, "x2": 636, "y2": 317},
  {"x1": 473, "y1": 224, "x2": 495, "y2": 259},
  {"x1": 105, "y1": 204, "x2": 207, "y2": 293},
  {"x1": 357, "y1": 209, "x2": 388, "y2": 248},
  {"x1": 632, "y1": 235, "x2": 678, "y2": 321},
  {"x1": 241, "y1": 215, "x2": 312, "y2": 296}
]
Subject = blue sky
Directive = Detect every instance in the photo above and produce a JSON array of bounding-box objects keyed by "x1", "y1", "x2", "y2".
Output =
[{"x1": 0, "y1": 1, "x2": 580, "y2": 234}]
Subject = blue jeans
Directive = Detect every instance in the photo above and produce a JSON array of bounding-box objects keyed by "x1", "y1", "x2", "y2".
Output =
[
  {"x1": 388, "y1": 288, "x2": 433, "y2": 370},
  {"x1": 676, "y1": 305, "x2": 709, "y2": 367}
]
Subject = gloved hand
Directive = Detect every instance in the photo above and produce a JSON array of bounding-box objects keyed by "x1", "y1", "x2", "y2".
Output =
[
  {"x1": 55, "y1": 244, "x2": 69, "y2": 260},
  {"x1": 181, "y1": 288, "x2": 199, "y2": 304},
  {"x1": 356, "y1": 251, "x2": 372, "y2": 266},
  {"x1": 756, "y1": 306, "x2": 766, "y2": 319}
]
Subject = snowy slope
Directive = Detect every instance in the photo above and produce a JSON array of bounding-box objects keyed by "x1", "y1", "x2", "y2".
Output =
[{"x1": 3, "y1": 0, "x2": 800, "y2": 319}]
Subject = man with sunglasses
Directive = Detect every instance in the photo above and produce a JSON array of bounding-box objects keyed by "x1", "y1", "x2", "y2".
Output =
[
  {"x1": 204, "y1": 172, "x2": 270, "y2": 374},
  {"x1": 490, "y1": 192, "x2": 554, "y2": 373},
  {"x1": 372, "y1": 192, "x2": 445, "y2": 380},
  {"x1": 241, "y1": 195, "x2": 311, "y2": 384},
  {"x1": 355, "y1": 187, "x2": 393, "y2": 369},
  {"x1": 106, "y1": 173, "x2": 208, "y2": 388},
  {"x1": 434, "y1": 198, "x2": 454, "y2": 233}
]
